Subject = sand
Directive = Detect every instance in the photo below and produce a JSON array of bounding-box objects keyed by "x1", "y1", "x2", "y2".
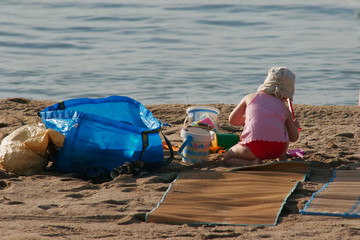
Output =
[{"x1": 0, "y1": 97, "x2": 359, "y2": 240}]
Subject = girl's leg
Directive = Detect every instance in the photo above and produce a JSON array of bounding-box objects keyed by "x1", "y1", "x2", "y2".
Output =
[
  {"x1": 224, "y1": 144, "x2": 261, "y2": 167},
  {"x1": 276, "y1": 142, "x2": 289, "y2": 161}
]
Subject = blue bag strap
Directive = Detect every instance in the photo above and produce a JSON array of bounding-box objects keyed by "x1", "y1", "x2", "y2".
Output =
[
  {"x1": 138, "y1": 131, "x2": 150, "y2": 161},
  {"x1": 138, "y1": 130, "x2": 174, "y2": 172},
  {"x1": 160, "y1": 131, "x2": 174, "y2": 166},
  {"x1": 139, "y1": 128, "x2": 162, "y2": 161}
]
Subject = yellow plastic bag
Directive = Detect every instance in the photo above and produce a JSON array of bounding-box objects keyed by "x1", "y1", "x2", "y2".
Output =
[{"x1": 0, "y1": 124, "x2": 65, "y2": 175}]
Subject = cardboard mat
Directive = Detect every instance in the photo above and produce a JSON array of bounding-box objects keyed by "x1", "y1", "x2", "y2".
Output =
[
  {"x1": 146, "y1": 161, "x2": 310, "y2": 226},
  {"x1": 301, "y1": 170, "x2": 360, "y2": 218}
]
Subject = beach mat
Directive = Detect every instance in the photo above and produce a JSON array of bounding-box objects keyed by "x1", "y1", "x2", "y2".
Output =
[
  {"x1": 301, "y1": 170, "x2": 360, "y2": 218},
  {"x1": 146, "y1": 161, "x2": 310, "y2": 226}
]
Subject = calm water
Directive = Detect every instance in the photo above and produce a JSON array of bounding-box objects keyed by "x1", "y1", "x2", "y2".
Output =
[{"x1": 1, "y1": 0, "x2": 360, "y2": 105}]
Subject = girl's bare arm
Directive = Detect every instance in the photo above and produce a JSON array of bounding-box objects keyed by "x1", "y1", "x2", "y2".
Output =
[{"x1": 286, "y1": 110, "x2": 300, "y2": 142}]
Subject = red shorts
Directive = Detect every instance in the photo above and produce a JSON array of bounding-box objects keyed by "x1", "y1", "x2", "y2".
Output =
[{"x1": 242, "y1": 140, "x2": 287, "y2": 160}]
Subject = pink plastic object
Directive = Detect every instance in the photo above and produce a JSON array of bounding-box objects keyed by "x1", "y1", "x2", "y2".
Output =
[
  {"x1": 287, "y1": 98, "x2": 302, "y2": 132},
  {"x1": 287, "y1": 148, "x2": 305, "y2": 158},
  {"x1": 190, "y1": 116, "x2": 216, "y2": 130}
]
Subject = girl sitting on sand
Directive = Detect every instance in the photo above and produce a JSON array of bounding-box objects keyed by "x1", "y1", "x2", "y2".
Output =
[{"x1": 224, "y1": 67, "x2": 300, "y2": 166}]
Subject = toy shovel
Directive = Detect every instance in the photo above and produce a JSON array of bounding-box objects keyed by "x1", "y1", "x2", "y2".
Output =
[{"x1": 287, "y1": 98, "x2": 302, "y2": 132}]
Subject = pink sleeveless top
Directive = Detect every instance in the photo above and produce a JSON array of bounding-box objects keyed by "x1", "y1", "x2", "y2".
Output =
[{"x1": 240, "y1": 93, "x2": 288, "y2": 144}]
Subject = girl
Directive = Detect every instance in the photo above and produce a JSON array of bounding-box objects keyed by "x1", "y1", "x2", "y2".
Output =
[{"x1": 224, "y1": 67, "x2": 300, "y2": 166}]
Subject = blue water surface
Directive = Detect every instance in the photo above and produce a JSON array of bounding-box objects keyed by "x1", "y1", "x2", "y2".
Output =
[{"x1": 1, "y1": 0, "x2": 359, "y2": 105}]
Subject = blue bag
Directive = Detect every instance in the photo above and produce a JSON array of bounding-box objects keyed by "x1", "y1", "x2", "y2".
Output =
[{"x1": 39, "y1": 96, "x2": 174, "y2": 179}]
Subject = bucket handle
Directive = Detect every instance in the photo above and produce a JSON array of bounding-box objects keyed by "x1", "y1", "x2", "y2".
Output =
[
  {"x1": 178, "y1": 135, "x2": 193, "y2": 158},
  {"x1": 183, "y1": 114, "x2": 192, "y2": 127}
]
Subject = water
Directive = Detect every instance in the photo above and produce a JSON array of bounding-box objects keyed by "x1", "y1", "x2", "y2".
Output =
[{"x1": 1, "y1": 0, "x2": 360, "y2": 105}]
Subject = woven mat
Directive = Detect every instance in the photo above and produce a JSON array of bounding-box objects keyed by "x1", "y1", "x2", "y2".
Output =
[
  {"x1": 301, "y1": 170, "x2": 360, "y2": 218},
  {"x1": 146, "y1": 161, "x2": 309, "y2": 226}
]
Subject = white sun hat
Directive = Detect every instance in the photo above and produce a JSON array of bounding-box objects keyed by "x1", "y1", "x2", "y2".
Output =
[{"x1": 257, "y1": 67, "x2": 296, "y2": 100}]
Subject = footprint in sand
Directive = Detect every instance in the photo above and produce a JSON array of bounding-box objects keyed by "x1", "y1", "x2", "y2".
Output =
[
  {"x1": 38, "y1": 204, "x2": 59, "y2": 210},
  {"x1": 65, "y1": 193, "x2": 84, "y2": 199},
  {"x1": 335, "y1": 133, "x2": 354, "y2": 138},
  {"x1": 117, "y1": 212, "x2": 145, "y2": 225},
  {"x1": 65, "y1": 183, "x2": 100, "y2": 192},
  {"x1": 101, "y1": 199, "x2": 129, "y2": 206},
  {"x1": 4, "y1": 200, "x2": 24, "y2": 205},
  {"x1": 92, "y1": 199, "x2": 130, "y2": 212},
  {"x1": 121, "y1": 187, "x2": 136, "y2": 192},
  {"x1": 119, "y1": 183, "x2": 137, "y2": 188},
  {"x1": 347, "y1": 227, "x2": 360, "y2": 236},
  {"x1": 0, "y1": 180, "x2": 10, "y2": 190},
  {"x1": 0, "y1": 123, "x2": 10, "y2": 128},
  {"x1": 59, "y1": 183, "x2": 100, "y2": 197},
  {"x1": 59, "y1": 176, "x2": 81, "y2": 181},
  {"x1": 155, "y1": 186, "x2": 169, "y2": 192}
]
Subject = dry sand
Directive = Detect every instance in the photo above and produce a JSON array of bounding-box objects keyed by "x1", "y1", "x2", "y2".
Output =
[{"x1": 0, "y1": 97, "x2": 359, "y2": 240}]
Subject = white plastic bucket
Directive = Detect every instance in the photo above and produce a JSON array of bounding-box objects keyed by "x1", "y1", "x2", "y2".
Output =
[
  {"x1": 178, "y1": 127, "x2": 214, "y2": 164},
  {"x1": 183, "y1": 106, "x2": 220, "y2": 131}
]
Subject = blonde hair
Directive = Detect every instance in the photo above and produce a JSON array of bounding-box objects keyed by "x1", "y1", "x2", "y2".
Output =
[{"x1": 257, "y1": 67, "x2": 296, "y2": 100}]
